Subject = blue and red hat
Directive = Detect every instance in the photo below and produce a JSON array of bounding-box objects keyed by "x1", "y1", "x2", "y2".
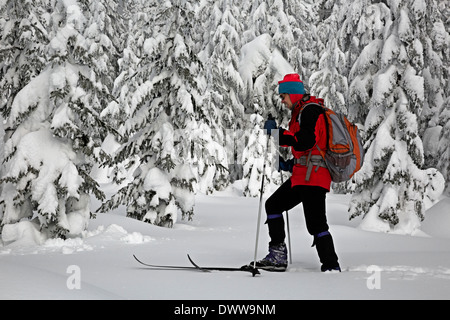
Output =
[{"x1": 278, "y1": 73, "x2": 305, "y2": 95}]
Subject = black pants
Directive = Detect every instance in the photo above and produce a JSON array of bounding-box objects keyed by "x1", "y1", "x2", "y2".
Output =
[
  {"x1": 265, "y1": 178, "x2": 329, "y2": 244},
  {"x1": 265, "y1": 178, "x2": 339, "y2": 268}
]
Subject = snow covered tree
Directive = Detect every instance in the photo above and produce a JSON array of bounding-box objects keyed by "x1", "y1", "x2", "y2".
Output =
[
  {"x1": 241, "y1": 0, "x2": 269, "y2": 42},
  {"x1": 97, "y1": 2, "x2": 176, "y2": 226},
  {"x1": 408, "y1": 0, "x2": 449, "y2": 137},
  {"x1": 438, "y1": 0, "x2": 450, "y2": 30},
  {"x1": 112, "y1": 115, "x2": 183, "y2": 227},
  {"x1": 99, "y1": 0, "x2": 211, "y2": 226},
  {"x1": 435, "y1": 97, "x2": 450, "y2": 195},
  {"x1": 239, "y1": 0, "x2": 321, "y2": 189},
  {"x1": 239, "y1": 34, "x2": 294, "y2": 117},
  {"x1": 194, "y1": 0, "x2": 244, "y2": 192},
  {"x1": 99, "y1": 0, "x2": 145, "y2": 135},
  {"x1": 348, "y1": 0, "x2": 445, "y2": 234},
  {"x1": 419, "y1": 0, "x2": 450, "y2": 196},
  {"x1": 338, "y1": 0, "x2": 391, "y2": 124},
  {"x1": 82, "y1": 0, "x2": 123, "y2": 115},
  {"x1": 327, "y1": 0, "x2": 391, "y2": 194},
  {"x1": 242, "y1": 113, "x2": 273, "y2": 197},
  {"x1": 284, "y1": 0, "x2": 321, "y2": 86},
  {"x1": 0, "y1": 0, "x2": 114, "y2": 243},
  {"x1": 310, "y1": 14, "x2": 348, "y2": 113},
  {"x1": 0, "y1": 0, "x2": 50, "y2": 119},
  {"x1": 240, "y1": 0, "x2": 320, "y2": 131},
  {"x1": 267, "y1": 0, "x2": 294, "y2": 59},
  {"x1": 341, "y1": 0, "x2": 448, "y2": 135},
  {"x1": 0, "y1": 1, "x2": 52, "y2": 231},
  {"x1": 238, "y1": 33, "x2": 295, "y2": 195}
]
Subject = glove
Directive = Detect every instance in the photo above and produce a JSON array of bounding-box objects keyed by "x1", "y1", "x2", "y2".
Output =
[
  {"x1": 279, "y1": 156, "x2": 294, "y2": 173},
  {"x1": 263, "y1": 114, "x2": 277, "y2": 136}
]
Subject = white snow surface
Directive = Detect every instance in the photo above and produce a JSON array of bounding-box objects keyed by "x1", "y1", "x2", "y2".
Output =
[{"x1": 1, "y1": 181, "x2": 450, "y2": 300}]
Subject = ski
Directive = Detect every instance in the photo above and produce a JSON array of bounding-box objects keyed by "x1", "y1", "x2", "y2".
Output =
[
  {"x1": 133, "y1": 254, "x2": 260, "y2": 276},
  {"x1": 187, "y1": 254, "x2": 260, "y2": 276},
  {"x1": 133, "y1": 254, "x2": 207, "y2": 271}
]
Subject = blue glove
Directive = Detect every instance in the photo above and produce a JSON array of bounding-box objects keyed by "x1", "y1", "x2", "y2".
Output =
[
  {"x1": 279, "y1": 156, "x2": 294, "y2": 173},
  {"x1": 263, "y1": 114, "x2": 277, "y2": 136}
]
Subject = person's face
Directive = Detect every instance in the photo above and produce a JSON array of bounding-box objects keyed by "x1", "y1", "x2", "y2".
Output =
[{"x1": 280, "y1": 93, "x2": 293, "y2": 110}]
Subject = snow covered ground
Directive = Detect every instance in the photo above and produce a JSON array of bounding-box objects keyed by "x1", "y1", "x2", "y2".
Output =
[{"x1": 1, "y1": 181, "x2": 450, "y2": 301}]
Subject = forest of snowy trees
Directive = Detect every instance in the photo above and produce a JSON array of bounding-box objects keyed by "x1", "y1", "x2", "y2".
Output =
[{"x1": 0, "y1": 0, "x2": 449, "y2": 243}]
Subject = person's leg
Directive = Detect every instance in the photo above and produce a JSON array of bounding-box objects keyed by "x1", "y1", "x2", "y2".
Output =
[
  {"x1": 301, "y1": 186, "x2": 340, "y2": 271},
  {"x1": 265, "y1": 178, "x2": 302, "y2": 246},
  {"x1": 253, "y1": 178, "x2": 302, "y2": 271}
]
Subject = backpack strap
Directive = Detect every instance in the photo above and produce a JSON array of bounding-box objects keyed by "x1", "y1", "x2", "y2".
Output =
[
  {"x1": 295, "y1": 101, "x2": 330, "y2": 180},
  {"x1": 293, "y1": 150, "x2": 327, "y2": 181},
  {"x1": 297, "y1": 101, "x2": 329, "y2": 154},
  {"x1": 296, "y1": 101, "x2": 325, "y2": 125}
]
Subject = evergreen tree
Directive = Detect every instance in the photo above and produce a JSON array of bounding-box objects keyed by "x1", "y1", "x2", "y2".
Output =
[
  {"x1": 420, "y1": 0, "x2": 450, "y2": 195},
  {"x1": 340, "y1": 0, "x2": 391, "y2": 124},
  {"x1": 284, "y1": 0, "x2": 320, "y2": 86},
  {"x1": 83, "y1": 0, "x2": 124, "y2": 117},
  {"x1": 0, "y1": 0, "x2": 113, "y2": 242},
  {"x1": 238, "y1": 33, "x2": 294, "y2": 195},
  {"x1": 98, "y1": 0, "x2": 205, "y2": 226},
  {"x1": 242, "y1": 113, "x2": 273, "y2": 197},
  {"x1": 436, "y1": 97, "x2": 450, "y2": 195},
  {"x1": 268, "y1": 0, "x2": 294, "y2": 59},
  {"x1": 0, "y1": 0, "x2": 50, "y2": 119},
  {"x1": 348, "y1": 0, "x2": 445, "y2": 234},
  {"x1": 310, "y1": 13, "x2": 348, "y2": 113},
  {"x1": 409, "y1": 0, "x2": 449, "y2": 138},
  {"x1": 0, "y1": 1, "x2": 52, "y2": 232},
  {"x1": 329, "y1": 0, "x2": 391, "y2": 194},
  {"x1": 195, "y1": 0, "x2": 244, "y2": 192},
  {"x1": 99, "y1": 0, "x2": 144, "y2": 135},
  {"x1": 242, "y1": 0, "x2": 269, "y2": 42}
]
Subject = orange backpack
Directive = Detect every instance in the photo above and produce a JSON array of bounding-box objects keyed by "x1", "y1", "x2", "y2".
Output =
[{"x1": 306, "y1": 104, "x2": 365, "y2": 183}]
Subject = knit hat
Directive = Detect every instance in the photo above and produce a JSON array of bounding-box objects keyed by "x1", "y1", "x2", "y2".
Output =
[{"x1": 278, "y1": 73, "x2": 305, "y2": 95}]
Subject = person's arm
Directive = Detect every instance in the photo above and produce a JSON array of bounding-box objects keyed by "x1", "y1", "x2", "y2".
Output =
[{"x1": 278, "y1": 105, "x2": 323, "y2": 151}]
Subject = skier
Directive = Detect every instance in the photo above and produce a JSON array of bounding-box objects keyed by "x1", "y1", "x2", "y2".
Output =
[{"x1": 253, "y1": 73, "x2": 340, "y2": 272}]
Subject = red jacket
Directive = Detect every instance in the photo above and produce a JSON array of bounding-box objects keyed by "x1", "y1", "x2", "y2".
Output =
[{"x1": 279, "y1": 95, "x2": 332, "y2": 191}]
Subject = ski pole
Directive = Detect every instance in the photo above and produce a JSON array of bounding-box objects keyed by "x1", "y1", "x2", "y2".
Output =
[
  {"x1": 280, "y1": 172, "x2": 292, "y2": 264},
  {"x1": 253, "y1": 133, "x2": 271, "y2": 272}
]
